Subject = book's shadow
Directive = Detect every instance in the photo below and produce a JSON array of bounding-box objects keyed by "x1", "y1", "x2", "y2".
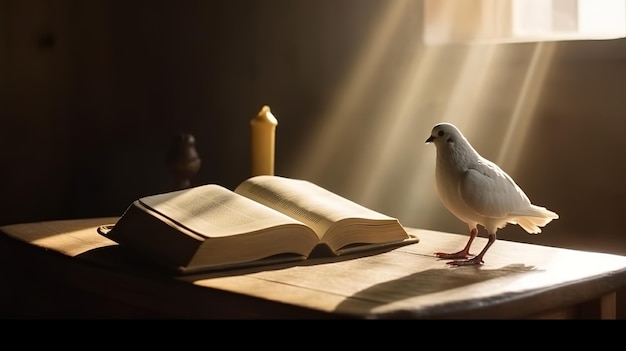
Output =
[
  {"x1": 75, "y1": 241, "x2": 416, "y2": 279},
  {"x1": 185, "y1": 242, "x2": 421, "y2": 279}
]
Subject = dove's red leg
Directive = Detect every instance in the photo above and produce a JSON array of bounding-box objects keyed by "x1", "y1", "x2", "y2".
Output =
[
  {"x1": 435, "y1": 227, "x2": 478, "y2": 260},
  {"x1": 447, "y1": 233, "x2": 496, "y2": 266}
]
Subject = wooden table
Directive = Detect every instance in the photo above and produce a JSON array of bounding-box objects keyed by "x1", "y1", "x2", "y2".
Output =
[{"x1": 1, "y1": 217, "x2": 626, "y2": 319}]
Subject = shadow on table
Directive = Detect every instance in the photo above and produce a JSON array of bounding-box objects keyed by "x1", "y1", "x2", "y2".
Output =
[
  {"x1": 333, "y1": 263, "x2": 540, "y2": 318},
  {"x1": 76, "y1": 239, "x2": 418, "y2": 279}
]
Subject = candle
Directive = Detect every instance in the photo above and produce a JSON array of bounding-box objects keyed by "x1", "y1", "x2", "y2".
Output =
[{"x1": 250, "y1": 105, "x2": 278, "y2": 176}]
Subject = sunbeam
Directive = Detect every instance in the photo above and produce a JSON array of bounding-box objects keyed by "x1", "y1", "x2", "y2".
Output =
[
  {"x1": 496, "y1": 42, "x2": 556, "y2": 173},
  {"x1": 290, "y1": 0, "x2": 416, "y2": 181},
  {"x1": 287, "y1": 1, "x2": 559, "y2": 233}
]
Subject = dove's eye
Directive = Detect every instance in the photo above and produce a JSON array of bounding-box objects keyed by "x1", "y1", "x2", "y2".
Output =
[{"x1": 438, "y1": 130, "x2": 444, "y2": 137}]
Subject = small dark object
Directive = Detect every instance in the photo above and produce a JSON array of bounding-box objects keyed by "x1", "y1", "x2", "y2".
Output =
[{"x1": 166, "y1": 133, "x2": 201, "y2": 190}]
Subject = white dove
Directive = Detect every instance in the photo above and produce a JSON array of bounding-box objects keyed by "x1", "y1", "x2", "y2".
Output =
[{"x1": 425, "y1": 122, "x2": 559, "y2": 266}]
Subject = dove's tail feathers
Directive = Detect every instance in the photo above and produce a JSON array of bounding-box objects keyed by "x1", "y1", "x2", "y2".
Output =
[
  {"x1": 515, "y1": 206, "x2": 559, "y2": 234},
  {"x1": 532, "y1": 205, "x2": 559, "y2": 220},
  {"x1": 516, "y1": 217, "x2": 546, "y2": 234}
]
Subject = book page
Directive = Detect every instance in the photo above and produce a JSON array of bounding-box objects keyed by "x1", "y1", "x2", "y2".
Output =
[
  {"x1": 234, "y1": 176, "x2": 398, "y2": 238},
  {"x1": 139, "y1": 184, "x2": 308, "y2": 238}
]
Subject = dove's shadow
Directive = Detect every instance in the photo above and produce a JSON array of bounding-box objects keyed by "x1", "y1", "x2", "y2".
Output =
[{"x1": 334, "y1": 263, "x2": 540, "y2": 318}]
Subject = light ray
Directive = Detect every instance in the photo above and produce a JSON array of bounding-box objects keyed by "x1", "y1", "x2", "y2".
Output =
[
  {"x1": 496, "y1": 42, "x2": 556, "y2": 174},
  {"x1": 286, "y1": 1, "x2": 558, "y2": 232},
  {"x1": 290, "y1": 0, "x2": 415, "y2": 181}
]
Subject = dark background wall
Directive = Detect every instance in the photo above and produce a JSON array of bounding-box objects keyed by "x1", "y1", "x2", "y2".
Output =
[
  {"x1": 1, "y1": 0, "x2": 401, "y2": 219},
  {"x1": 2, "y1": 0, "x2": 626, "y2": 262}
]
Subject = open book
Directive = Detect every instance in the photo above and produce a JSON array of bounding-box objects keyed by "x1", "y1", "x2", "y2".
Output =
[{"x1": 100, "y1": 175, "x2": 419, "y2": 274}]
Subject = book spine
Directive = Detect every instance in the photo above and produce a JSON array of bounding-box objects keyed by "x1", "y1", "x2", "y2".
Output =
[{"x1": 107, "y1": 201, "x2": 203, "y2": 268}]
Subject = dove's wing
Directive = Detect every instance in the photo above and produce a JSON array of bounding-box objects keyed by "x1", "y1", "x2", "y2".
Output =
[{"x1": 459, "y1": 158, "x2": 531, "y2": 218}]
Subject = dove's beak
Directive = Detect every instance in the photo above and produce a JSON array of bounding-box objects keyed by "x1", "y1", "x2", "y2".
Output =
[{"x1": 425, "y1": 135, "x2": 435, "y2": 143}]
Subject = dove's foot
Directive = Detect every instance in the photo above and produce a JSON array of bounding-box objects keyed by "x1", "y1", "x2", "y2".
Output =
[
  {"x1": 446, "y1": 256, "x2": 484, "y2": 266},
  {"x1": 435, "y1": 251, "x2": 475, "y2": 260}
]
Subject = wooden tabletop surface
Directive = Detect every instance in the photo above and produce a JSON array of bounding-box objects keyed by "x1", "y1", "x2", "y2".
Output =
[{"x1": 2, "y1": 217, "x2": 626, "y2": 319}]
